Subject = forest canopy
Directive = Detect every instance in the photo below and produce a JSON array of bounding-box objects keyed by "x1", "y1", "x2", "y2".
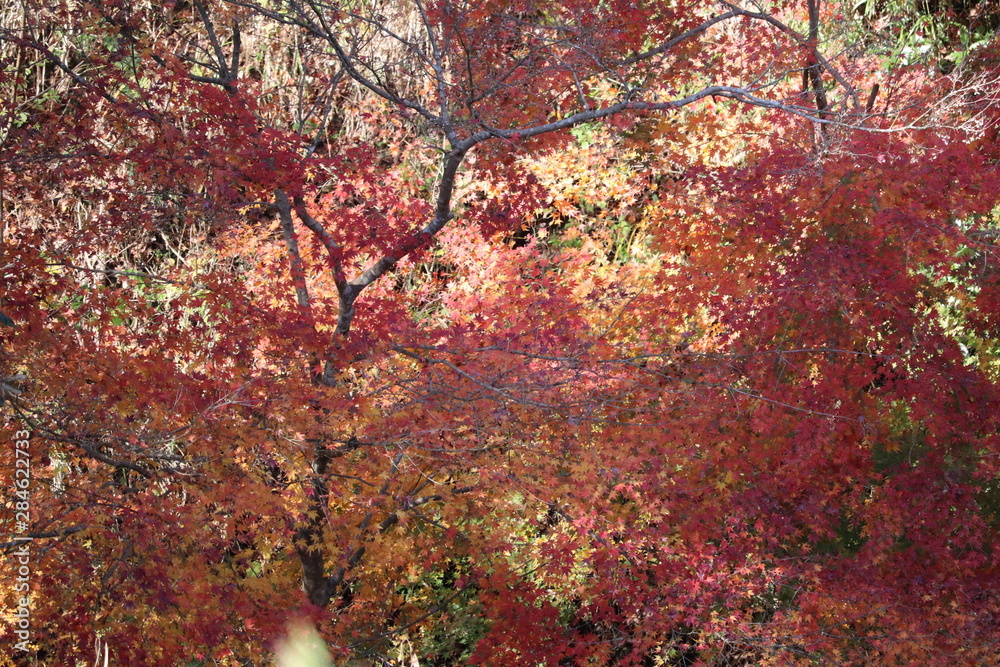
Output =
[{"x1": 2, "y1": 0, "x2": 1000, "y2": 664}]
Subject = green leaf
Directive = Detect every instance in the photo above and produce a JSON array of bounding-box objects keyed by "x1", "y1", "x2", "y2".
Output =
[{"x1": 0, "y1": 311, "x2": 14, "y2": 327}]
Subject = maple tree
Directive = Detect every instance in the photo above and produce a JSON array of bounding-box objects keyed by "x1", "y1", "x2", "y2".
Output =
[{"x1": 2, "y1": 0, "x2": 1000, "y2": 665}]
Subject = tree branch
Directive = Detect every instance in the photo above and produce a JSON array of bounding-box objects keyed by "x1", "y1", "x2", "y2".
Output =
[
  {"x1": 0, "y1": 526, "x2": 88, "y2": 554},
  {"x1": 292, "y1": 195, "x2": 346, "y2": 293},
  {"x1": 618, "y1": 10, "x2": 742, "y2": 66},
  {"x1": 721, "y1": 2, "x2": 861, "y2": 112},
  {"x1": 193, "y1": 0, "x2": 239, "y2": 91},
  {"x1": 275, "y1": 189, "x2": 313, "y2": 314},
  {"x1": 335, "y1": 146, "x2": 467, "y2": 336}
]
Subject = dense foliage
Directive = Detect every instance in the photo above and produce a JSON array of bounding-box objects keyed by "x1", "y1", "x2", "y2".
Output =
[{"x1": 2, "y1": 0, "x2": 1000, "y2": 664}]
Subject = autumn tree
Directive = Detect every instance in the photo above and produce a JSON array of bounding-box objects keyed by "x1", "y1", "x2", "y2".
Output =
[{"x1": 2, "y1": 0, "x2": 1000, "y2": 664}]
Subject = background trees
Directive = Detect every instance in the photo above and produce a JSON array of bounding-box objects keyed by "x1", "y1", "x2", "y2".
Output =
[{"x1": 2, "y1": 0, "x2": 1000, "y2": 664}]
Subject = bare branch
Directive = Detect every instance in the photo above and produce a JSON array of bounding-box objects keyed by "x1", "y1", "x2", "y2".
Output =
[
  {"x1": 721, "y1": 2, "x2": 861, "y2": 112},
  {"x1": 230, "y1": 19, "x2": 242, "y2": 80},
  {"x1": 275, "y1": 189, "x2": 313, "y2": 313},
  {"x1": 292, "y1": 195, "x2": 347, "y2": 293},
  {"x1": 0, "y1": 35, "x2": 119, "y2": 106},
  {"x1": 619, "y1": 10, "x2": 742, "y2": 66},
  {"x1": 194, "y1": 0, "x2": 232, "y2": 82},
  {"x1": 335, "y1": 145, "x2": 466, "y2": 335},
  {"x1": 0, "y1": 526, "x2": 88, "y2": 554}
]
